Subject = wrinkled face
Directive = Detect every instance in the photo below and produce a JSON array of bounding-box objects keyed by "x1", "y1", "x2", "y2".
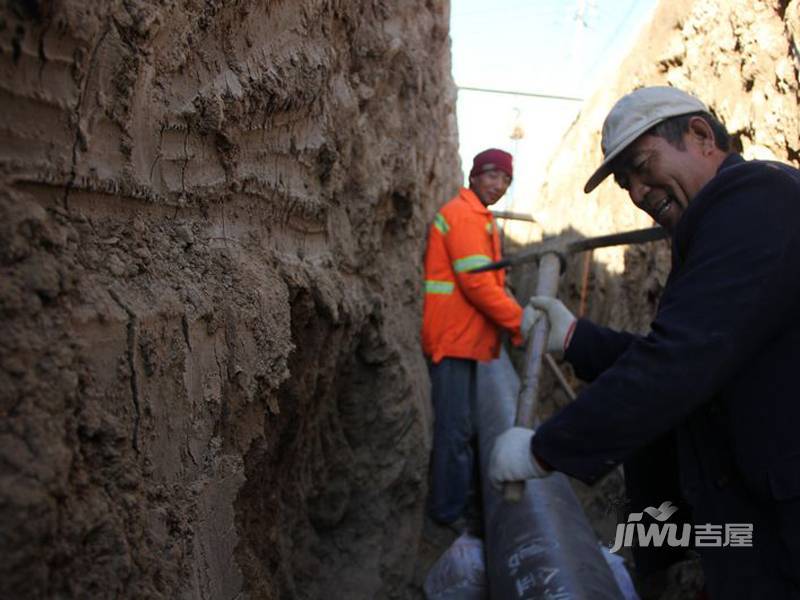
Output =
[
  {"x1": 469, "y1": 169, "x2": 511, "y2": 206},
  {"x1": 612, "y1": 130, "x2": 717, "y2": 231}
]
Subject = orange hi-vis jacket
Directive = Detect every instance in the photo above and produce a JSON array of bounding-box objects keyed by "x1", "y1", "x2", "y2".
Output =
[{"x1": 422, "y1": 187, "x2": 524, "y2": 363}]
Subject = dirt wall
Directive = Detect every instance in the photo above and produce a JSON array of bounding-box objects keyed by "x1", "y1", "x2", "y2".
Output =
[{"x1": 0, "y1": 1, "x2": 460, "y2": 598}]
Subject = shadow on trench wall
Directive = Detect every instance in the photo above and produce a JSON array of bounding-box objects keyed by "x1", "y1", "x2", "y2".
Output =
[{"x1": 235, "y1": 283, "x2": 429, "y2": 599}]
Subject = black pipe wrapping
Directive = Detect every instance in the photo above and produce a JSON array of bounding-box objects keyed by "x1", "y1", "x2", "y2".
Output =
[{"x1": 476, "y1": 350, "x2": 623, "y2": 599}]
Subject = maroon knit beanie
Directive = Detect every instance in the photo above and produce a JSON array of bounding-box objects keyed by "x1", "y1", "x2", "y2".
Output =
[{"x1": 469, "y1": 148, "x2": 513, "y2": 180}]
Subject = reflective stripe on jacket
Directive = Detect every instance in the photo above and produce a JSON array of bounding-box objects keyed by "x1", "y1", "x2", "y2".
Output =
[{"x1": 422, "y1": 187, "x2": 523, "y2": 363}]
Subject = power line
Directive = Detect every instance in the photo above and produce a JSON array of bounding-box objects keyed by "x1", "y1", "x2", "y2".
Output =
[{"x1": 456, "y1": 85, "x2": 584, "y2": 103}]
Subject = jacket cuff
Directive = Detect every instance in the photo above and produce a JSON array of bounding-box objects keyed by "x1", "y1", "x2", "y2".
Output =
[
  {"x1": 563, "y1": 318, "x2": 591, "y2": 364},
  {"x1": 530, "y1": 436, "x2": 554, "y2": 472}
]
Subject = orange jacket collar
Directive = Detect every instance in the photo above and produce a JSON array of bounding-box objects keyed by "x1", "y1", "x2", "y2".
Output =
[{"x1": 459, "y1": 187, "x2": 491, "y2": 214}]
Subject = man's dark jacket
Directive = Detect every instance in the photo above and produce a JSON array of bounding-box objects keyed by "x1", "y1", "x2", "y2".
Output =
[{"x1": 532, "y1": 155, "x2": 800, "y2": 597}]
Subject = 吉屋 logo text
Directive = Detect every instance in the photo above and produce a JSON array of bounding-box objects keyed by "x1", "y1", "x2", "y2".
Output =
[{"x1": 609, "y1": 501, "x2": 753, "y2": 553}]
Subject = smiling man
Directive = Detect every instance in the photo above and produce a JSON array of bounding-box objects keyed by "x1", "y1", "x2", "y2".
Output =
[
  {"x1": 489, "y1": 87, "x2": 800, "y2": 598},
  {"x1": 594, "y1": 87, "x2": 732, "y2": 232},
  {"x1": 422, "y1": 148, "x2": 534, "y2": 531}
]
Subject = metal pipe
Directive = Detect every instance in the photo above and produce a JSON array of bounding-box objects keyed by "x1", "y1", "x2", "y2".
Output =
[
  {"x1": 505, "y1": 252, "x2": 560, "y2": 501},
  {"x1": 490, "y1": 210, "x2": 540, "y2": 224},
  {"x1": 476, "y1": 350, "x2": 622, "y2": 599}
]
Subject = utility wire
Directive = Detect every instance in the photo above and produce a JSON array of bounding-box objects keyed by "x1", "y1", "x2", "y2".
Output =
[{"x1": 457, "y1": 85, "x2": 584, "y2": 103}]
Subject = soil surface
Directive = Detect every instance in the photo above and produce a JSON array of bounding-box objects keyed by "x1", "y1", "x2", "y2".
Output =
[{"x1": 0, "y1": 1, "x2": 459, "y2": 598}]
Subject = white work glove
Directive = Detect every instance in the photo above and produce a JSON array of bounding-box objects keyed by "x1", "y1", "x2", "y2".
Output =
[
  {"x1": 527, "y1": 296, "x2": 577, "y2": 354},
  {"x1": 520, "y1": 304, "x2": 537, "y2": 342},
  {"x1": 489, "y1": 427, "x2": 551, "y2": 490}
]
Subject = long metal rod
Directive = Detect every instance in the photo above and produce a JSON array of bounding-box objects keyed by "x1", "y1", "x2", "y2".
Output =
[
  {"x1": 469, "y1": 226, "x2": 669, "y2": 273},
  {"x1": 545, "y1": 353, "x2": 577, "y2": 401},
  {"x1": 490, "y1": 210, "x2": 540, "y2": 224},
  {"x1": 579, "y1": 250, "x2": 593, "y2": 317},
  {"x1": 567, "y1": 226, "x2": 668, "y2": 254}
]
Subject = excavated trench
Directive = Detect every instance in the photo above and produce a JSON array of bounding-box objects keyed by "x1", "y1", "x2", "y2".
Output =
[{"x1": 1, "y1": 0, "x2": 799, "y2": 598}]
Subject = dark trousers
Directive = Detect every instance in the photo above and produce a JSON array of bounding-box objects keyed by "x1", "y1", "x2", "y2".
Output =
[{"x1": 427, "y1": 357, "x2": 479, "y2": 524}]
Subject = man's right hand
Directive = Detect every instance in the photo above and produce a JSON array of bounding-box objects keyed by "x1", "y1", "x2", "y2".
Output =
[
  {"x1": 527, "y1": 296, "x2": 577, "y2": 354},
  {"x1": 489, "y1": 427, "x2": 551, "y2": 490}
]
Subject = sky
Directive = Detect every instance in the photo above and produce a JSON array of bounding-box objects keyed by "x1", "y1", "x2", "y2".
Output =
[{"x1": 450, "y1": 0, "x2": 659, "y2": 213}]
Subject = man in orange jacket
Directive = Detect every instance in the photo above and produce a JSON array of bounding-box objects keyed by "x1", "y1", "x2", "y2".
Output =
[{"x1": 422, "y1": 148, "x2": 533, "y2": 527}]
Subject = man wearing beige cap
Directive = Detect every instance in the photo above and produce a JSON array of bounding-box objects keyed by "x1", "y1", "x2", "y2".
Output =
[{"x1": 489, "y1": 87, "x2": 800, "y2": 598}]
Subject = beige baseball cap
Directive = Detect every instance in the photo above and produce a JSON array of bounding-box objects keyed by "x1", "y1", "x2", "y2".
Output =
[{"x1": 583, "y1": 86, "x2": 708, "y2": 193}]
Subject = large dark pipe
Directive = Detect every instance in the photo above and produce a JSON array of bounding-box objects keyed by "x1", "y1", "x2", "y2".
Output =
[{"x1": 476, "y1": 350, "x2": 622, "y2": 599}]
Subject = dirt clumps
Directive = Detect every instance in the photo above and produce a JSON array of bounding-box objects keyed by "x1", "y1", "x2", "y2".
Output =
[{"x1": 0, "y1": 1, "x2": 459, "y2": 598}]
